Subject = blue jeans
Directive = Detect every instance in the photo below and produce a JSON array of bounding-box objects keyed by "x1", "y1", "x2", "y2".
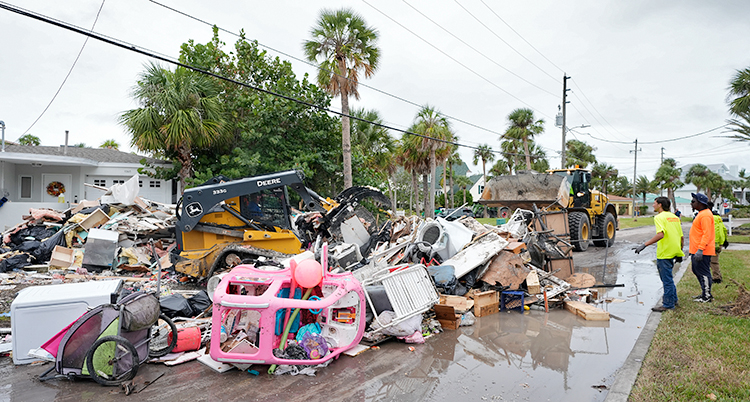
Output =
[
  {"x1": 657, "y1": 258, "x2": 678, "y2": 308},
  {"x1": 691, "y1": 254, "x2": 713, "y2": 299}
]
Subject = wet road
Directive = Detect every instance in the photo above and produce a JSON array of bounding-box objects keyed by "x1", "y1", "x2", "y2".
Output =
[{"x1": 0, "y1": 224, "x2": 687, "y2": 402}]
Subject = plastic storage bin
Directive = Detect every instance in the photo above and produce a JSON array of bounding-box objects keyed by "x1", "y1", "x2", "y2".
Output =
[{"x1": 501, "y1": 290, "x2": 525, "y2": 313}]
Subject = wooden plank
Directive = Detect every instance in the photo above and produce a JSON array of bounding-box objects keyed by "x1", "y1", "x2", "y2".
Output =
[
  {"x1": 503, "y1": 241, "x2": 526, "y2": 254},
  {"x1": 564, "y1": 300, "x2": 610, "y2": 321},
  {"x1": 474, "y1": 302, "x2": 499, "y2": 317},
  {"x1": 526, "y1": 270, "x2": 540, "y2": 294},
  {"x1": 473, "y1": 290, "x2": 499, "y2": 308},
  {"x1": 434, "y1": 304, "x2": 460, "y2": 330},
  {"x1": 438, "y1": 295, "x2": 474, "y2": 313}
]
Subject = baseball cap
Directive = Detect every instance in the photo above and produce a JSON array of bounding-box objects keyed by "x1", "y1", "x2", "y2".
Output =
[{"x1": 691, "y1": 193, "x2": 708, "y2": 205}]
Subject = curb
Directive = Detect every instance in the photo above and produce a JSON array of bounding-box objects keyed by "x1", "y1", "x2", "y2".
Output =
[{"x1": 604, "y1": 260, "x2": 689, "y2": 401}]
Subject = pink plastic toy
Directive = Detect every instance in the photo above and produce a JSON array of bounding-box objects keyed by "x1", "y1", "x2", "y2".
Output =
[{"x1": 210, "y1": 255, "x2": 366, "y2": 367}]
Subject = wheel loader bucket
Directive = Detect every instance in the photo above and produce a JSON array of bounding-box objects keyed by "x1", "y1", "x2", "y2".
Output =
[{"x1": 478, "y1": 172, "x2": 570, "y2": 210}]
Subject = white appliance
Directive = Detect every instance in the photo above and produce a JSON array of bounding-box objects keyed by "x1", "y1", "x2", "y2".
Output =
[{"x1": 11, "y1": 279, "x2": 123, "y2": 364}]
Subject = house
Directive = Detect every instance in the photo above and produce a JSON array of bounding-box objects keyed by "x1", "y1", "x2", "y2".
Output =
[
  {"x1": 674, "y1": 163, "x2": 748, "y2": 209},
  {"x1": 0, "y1": 144, "x2": 175, "y2": 229}
]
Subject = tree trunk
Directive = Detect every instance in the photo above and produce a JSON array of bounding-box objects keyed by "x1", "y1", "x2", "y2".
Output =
[
  {"x1": 422, "y1": 173, "x2": 429, "y2": 218},
  {"x1": 177, "y1": 144, "x2": 192, "y2": 194},
  {"x1": 482, "y1": 160, "x2": 488, "y2": 218},
  {"x1": 429, "y1": 149, "x2": 437, "y2": 218},
  {"x1": 449, "y1": 168, "x2": 455, "y2": 208},
  {"x1": 442, "y1": 160, "x2": 447, "y2": 209},
  {"x1": 411, "y1": 169, "x2": 419, "y2": 215},
  {"x1": 389, "y1": 175, "x2": 397, "y2": 214},
  {"x1": 338, "y1": 59, "x2": 352, "y2": 190},
  {"x1": 523, "y1": 137, "x2": 532, "y2": 170},
  {"x1": 668, "y1": 188, "x2": 676, "y2": 212}
]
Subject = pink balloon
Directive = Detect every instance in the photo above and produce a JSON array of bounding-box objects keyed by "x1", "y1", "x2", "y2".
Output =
[{"x1": 294, "y1": 259, "x2": 323, "y2": 288}]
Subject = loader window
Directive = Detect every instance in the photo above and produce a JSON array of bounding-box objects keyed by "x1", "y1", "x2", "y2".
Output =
[{"x1": 240, "y1": 188, "x2": 291, "y2": 230}]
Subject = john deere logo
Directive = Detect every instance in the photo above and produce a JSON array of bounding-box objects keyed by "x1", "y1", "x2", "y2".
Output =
[{"x1": 186, "y1": 202, "x2": 203, "y2": 217}]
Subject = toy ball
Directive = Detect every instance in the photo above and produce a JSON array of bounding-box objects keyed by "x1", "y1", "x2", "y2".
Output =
[{"x1": 294, "y1": 259, "x2": 323, "y2": 288}]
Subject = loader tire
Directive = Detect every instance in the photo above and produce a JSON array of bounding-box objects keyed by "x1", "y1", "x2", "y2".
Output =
[
  {"x1": 593, "y1": 212, "x2": 617, "y2": 247},
  {"x1": 569, "y1": 211, "x2": 591, "y2": 252}
]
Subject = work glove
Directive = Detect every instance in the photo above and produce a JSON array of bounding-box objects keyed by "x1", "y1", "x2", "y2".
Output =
[
  {"x1": 695, "y1": 249, "x2": 704, "y2": 259},
  {"x1": 675, "y1": 256, "x2": 683, "y2": 263},
  {"x1": 632, "y1": 243, "x2": 646, "y2": 254},
  {"x1": 723, "y1": 240, "x2": 729, "y2": 249}
]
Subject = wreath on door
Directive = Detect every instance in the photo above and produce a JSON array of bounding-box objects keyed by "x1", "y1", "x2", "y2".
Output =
[{"x1": 47, "y1": 181, "x2": 66, "y2": 196}]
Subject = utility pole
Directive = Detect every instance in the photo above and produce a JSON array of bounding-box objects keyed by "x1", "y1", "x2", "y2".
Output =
[
  {"x1": 631, "y1": 139, "x2": 641, "y2": 218},
  {"x1": 560, "y1": 74, "x2": 570, "y2": 169},
  {"x1": 660, "y1": 147, "x2": 665, "y2": 196}
]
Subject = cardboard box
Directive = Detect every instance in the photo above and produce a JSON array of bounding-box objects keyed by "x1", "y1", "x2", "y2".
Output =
[
  {"x1": 434, "y1": 304, "x2": 460, "y2": 330},
  {"x1": 49, "y1": 245, "x2": 75, "y2": 268}
]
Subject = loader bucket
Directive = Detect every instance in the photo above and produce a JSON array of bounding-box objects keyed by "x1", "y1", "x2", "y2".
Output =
[{"x1": 478, "y1": 172, "x2": 570, "y2": 210}]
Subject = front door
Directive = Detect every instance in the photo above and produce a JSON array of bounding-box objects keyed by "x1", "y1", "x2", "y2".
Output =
[{"x1": 42, "y1": 174, "x2": 72, "y2": 203}]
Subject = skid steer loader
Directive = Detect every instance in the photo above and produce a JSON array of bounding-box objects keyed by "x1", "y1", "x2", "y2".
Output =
[
  {"x1": 478, "y1": 168, "x2": 617, "y2": 251},
  {"x1": 174, "y1": 170, "x2": 390, "y2": 280}
]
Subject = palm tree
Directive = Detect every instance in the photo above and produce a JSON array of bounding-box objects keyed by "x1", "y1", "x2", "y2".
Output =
[
  {"x1": 504, "y1": 108, "x2": 544, "y2": 170},
  {"x1": 303, "y1": 8, "x2": 380, "y2": 190},
  {"x1": 351, "y1": 108, "x2": 397, "y2": 211},
  {"x1": 445, "y1": 148, "x2": 462, "y2": 208},
  {"x1": 489, "y1": 159, "x2": 510, "y2": 177},
  {"x1": 119, "y1": 62, "x2": 227, "y2": 192},
  {"x1": 473, "y1": 144, "x2": 494, "y2": 218},
  {"x1": 727, "y1": 68, "x2": 750, "y2": 117},
  {"x1": 500, "y1": 138, "x2": 520, "y2": 174},
  {"x1": 100, "y1": 139, "x2": 120, "y2": 149},
  {"x1": 411, "y1": 106, "x2": 453, "y2": 218},
  {"x1": 652, "y1": 158, "x2": 683, "y2": 211},
  {"x1": 398, "y1": 134, "x2": 428, "y2": 215},
  {"x1": 18, "y1": 134, "x2": 40, "y2": 146},
  {"x1": 454, "y1": 175, "x2": 474, "y2": 205},
  {"x1": 591, "y1": 162, "x2": 619, "y2": 194},
  {"x1": 635, "y1": 175, "x2": 656, "y2": 205},
  {"x1": 685, "y1": 164, "x2": 712, "y2": 195},
  {"x1": 565, "y1": 139, "x2": 597, "y2": 168}
]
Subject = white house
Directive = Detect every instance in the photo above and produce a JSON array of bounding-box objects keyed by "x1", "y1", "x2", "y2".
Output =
[
  {"x1": 0, "y1": 144, "x2": 174, "y2": 229},
  {"x1": 675, "y1": 163, "x2": 748, "y2": 212}
]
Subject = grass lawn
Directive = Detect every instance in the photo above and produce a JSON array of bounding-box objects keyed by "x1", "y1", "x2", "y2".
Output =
[
  {"x1": 629, "y1": 250, "x2": 750, "y2": 401},
  {"x1": 728, "y1": 235, "x2": 750, "y2": 244},
  {"x1": 618, "y1": 216, "x2": 693, "y2": 229}
]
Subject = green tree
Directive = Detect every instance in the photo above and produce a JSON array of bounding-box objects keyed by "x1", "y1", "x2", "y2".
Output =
[
  {"x1": 504, "y1": 108, "x2": 544, "y2": 170},
  {"x1": 728, "y1": 68, "x2": 750, "y2": 116},
  {"x1": 398, "y1": 133, "x2": 428, "y2": 215},
  {"x1": 119, "y1": 62, "x2": 228, "y2": 192},
  {"x1": 489, "y1": 159, "x2": 510, "y2": 177},
  {"x1": 100, "y1": 139, "x2": 120, "y2": 149},
  {"x1": 304, "y1": 8, "x2": 380, "y2": 190},
  {"x1": 454, "y1": 175, "x2": 474, "y2": 205},
  {"x1": 611, "y1": 176, "x2": 632, "y2": 197},
  {"x1": 685, "y1": 164, "x2": 713, "y2": 195},
  {"x1": 179, "y1": 29, "x2": 340, "y2": 193},
  {"x1": 565, "y1": 139, "x2": 597, "y2": 168},
  {"x1": 591, "y1": 162, "x2": 618, "y2": 194},
  {"x1": 635, "y1": 175, "x2": 656, "y2": 205},
  {"x1": 410, "y1": 105, "x2": 453, "y2": 218},
  {"x1": 445, "y1": 148, "x2": 463, "y2": 208},
  {"x1": 473, "y1": 144, "x2": 494, "y2": 218},
  {"x1": 652, "y1": 158, "x2": 683, "y2": 212},
  {"x1": 18, "y1": 134, "x2": 40, "y2": 146},
  {"x1": 527, "y1": 141, "x2": 550, "y2": 172},
  {"x1": 351, "y1": 108, "x2": 397, "y2": 210}
]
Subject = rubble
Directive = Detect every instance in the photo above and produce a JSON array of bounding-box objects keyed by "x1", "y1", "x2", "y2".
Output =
[{"x1": 0, "y1": 178, "x2": 618, "y2": 379}]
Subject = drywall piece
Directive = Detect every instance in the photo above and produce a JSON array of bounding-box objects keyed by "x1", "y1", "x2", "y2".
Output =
[{"x1": 443, "y1": 232, "x2": 509, "y2": 279}]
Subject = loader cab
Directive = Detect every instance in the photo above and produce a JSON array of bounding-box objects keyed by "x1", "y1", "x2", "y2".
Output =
[
  {"x1": 239, "y1": 187, "x2": 292, "y2": 230},
  {"x1": 549, "y1": 168, "x2": 592, "y2": 209}
]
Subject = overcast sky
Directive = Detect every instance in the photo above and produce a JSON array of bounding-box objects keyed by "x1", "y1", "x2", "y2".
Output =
[{"x1": 3, "y1": 0, "x2": 750, "y2": 181}]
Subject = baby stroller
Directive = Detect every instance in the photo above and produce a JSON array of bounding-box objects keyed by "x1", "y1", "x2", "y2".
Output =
[{"x1": 38, "y1": 290, "x2": 178, "y2": 386}]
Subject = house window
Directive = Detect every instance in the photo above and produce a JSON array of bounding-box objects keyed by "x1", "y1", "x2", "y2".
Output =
[
  {"x1": 113, "y1": 179, "x2": 125, "y2": 185},
  {"x1": 20, "y1": 176, "x2": 32, "y2": 199},
  {"x1": 149, "y1": 181, "x2": 161, "y2": 188},
  {"x1": 94, "y1": 179, "x2": 106, "y2": 187}
]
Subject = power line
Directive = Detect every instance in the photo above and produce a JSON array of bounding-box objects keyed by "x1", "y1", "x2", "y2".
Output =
[
  {"x1": 361, "y1": 0, "x2": 553, "y2": 120},
  {"x1": 572, "y1": 124, "x2": 728, "y2": 145},
  {"x1": 147, "y1": 0, "x2": 509, "y2": 138},
  {"x1": 479, "y1": 0, "x2": 566, "y2": 74},
  {"x1": 20, "y1": 0, "x2": 106, "y2": 137},
  {"x1": 402, "y1": 0, "x2": 557, "y2": 98},
  {"x1": 569, "y1": 78, "x2": 632, "y2": 141},
  {"x1": 452, "y1": 0, "x2": 558, "y2": 83}
]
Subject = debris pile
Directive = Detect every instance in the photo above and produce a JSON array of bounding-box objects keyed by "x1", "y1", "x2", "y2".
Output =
[{"x1": 0, "y1": 178, "x2": 614, "y2": 380}]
